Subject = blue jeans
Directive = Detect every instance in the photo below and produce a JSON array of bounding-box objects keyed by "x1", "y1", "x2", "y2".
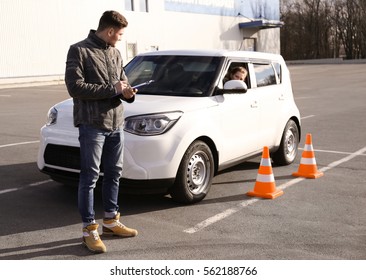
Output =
[{"x1": 78, "y1": 124, "x2": 124, "y2": 224}]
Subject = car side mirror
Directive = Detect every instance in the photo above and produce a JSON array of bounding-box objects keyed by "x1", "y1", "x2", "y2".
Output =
[{"x1": 216, "y1": 80, "x2": 248, "y2": 95}]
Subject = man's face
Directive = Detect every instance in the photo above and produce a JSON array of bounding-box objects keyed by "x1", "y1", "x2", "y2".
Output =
[{"x1": 107, "y1": 28, "x2": 124, "y2": 47}]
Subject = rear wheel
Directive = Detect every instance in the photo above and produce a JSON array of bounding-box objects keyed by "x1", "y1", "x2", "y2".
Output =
[
  {"x1": 170, "y1": 140, "x2": 214, "y2": 204},
  {"x1": 272, "y1": 119, "x2": 300, "y2": 166}
]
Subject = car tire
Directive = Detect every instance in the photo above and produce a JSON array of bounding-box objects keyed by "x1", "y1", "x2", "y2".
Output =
[
  {"x1": 170, "y1": 140, "x2": 214, "y2": 204},
  {"x1": 272, "y1": 119, "x2": 300, "y2": 166}
]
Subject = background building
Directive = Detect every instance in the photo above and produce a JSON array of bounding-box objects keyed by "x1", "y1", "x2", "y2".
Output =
[{"x1": 0, "y1": 0, "x2": 282, "y2": 87}]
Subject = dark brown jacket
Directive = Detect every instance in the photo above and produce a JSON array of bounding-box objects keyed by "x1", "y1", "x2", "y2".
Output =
[{"x1": 65, "y1": 30, "x2": 134, "y2": 131}]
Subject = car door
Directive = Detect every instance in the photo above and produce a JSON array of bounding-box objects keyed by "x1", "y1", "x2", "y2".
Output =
[
  {"x1": 215, "y1": 62, "x2": 262, "y2": 164},
  {"x1": 249, "y1": 62, "x2": 286, "y2": 147}
]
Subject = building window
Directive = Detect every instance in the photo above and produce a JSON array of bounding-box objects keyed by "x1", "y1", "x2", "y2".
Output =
[
  {"x1": 127, "y1": 43, "x2": 137, "y2": 60},
  {"x1": 150, "y1": 45, "x2": 159, "y2": 51},
  {"x1": 240, "y1": 38, "x2": 256, "y2": 51},
  {"x1": 125, "y1": 0, "x2": 134, "y2": 11},
  {"x1": 140, "y1": 0, "x2": 148, "y2": 12},
  {"x1": 125, "y1": 0, "x2": 148, "y2": 12}
]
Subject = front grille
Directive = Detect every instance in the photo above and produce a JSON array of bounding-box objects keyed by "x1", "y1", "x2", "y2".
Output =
[
  {"x1": 42, "y1": 144, "x2": 173, "y2": 194},
  {"x1": 44, "y1": 144, "x2": 81, "y2": 170}
]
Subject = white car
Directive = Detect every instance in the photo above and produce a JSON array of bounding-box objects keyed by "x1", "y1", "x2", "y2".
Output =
[{"x1": 38, "y1": 50, "x2": 301, "y2": 204}]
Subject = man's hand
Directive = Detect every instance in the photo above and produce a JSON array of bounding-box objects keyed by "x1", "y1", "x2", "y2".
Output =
[{"x1": 115, "y1": 81, "x2": 137, "y2": 100}]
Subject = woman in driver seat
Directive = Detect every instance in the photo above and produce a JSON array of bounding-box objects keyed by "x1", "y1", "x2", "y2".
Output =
[{"x1": 223, "y1": 66, "x2": 248, "y2": 84}]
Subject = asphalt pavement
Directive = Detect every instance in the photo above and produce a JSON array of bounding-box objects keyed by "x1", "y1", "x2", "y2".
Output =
[{"x1": 0, "y1": 64, "x2": 365, "y2": 262}]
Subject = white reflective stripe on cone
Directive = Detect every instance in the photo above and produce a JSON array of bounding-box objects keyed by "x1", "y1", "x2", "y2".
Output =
[
  {"x1": 304, "y1": 144, "x2": 314, "y2": 151},
  {"x1": 260, "y1": 158, "x2": 271, "y2": 166},
  {"x1": 300, "y1": 157, "x2": 317, "y2": 165},
  {"x1": 256, "y1": 173, "x2": 275, "y2": 183}
]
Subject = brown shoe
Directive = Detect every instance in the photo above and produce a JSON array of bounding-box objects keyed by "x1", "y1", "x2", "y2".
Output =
[
  {"x1": 82, "y1": 224, "x2": 107, "y2": 253},
  {"x1": 102, "y1": 213, "x2": 138, "y2": 237}
]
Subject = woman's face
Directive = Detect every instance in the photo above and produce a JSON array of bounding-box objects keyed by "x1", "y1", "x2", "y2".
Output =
[{"x1": 231, "y1": 71, "x2": 245, "y2": 81}]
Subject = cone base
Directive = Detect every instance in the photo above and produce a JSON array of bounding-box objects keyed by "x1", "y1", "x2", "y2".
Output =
[
  {"x1": 246, "y1": 189, "x2": 283, "y2": 199},
  {"x1": 292, "y1": 171, "x2": 324, "y2": 179}
]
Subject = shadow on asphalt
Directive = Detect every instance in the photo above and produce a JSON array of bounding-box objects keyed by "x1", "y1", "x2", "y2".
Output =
[
  {"x1": 0, "y1": 238, "x2": 88, "y2": 260},
  {"x1": 0, "y1": 160, "x2": 291, "y2": 237}
]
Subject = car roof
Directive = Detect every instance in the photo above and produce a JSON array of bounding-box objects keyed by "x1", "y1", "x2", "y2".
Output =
[{"x1": 137, "y1": 49, "x2": 284, "y2": 61}]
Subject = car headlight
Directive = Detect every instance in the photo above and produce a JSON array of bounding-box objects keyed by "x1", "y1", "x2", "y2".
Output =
[
  {"x1": 46, "y1": 107, "x2": 58, "y2": 126},
  {"x1": 124, "y1": 111, "x2": 183, "y2": 136}
]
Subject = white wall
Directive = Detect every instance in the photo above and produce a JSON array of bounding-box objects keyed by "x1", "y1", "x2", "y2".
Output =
[
  {"x1": 0, "y1": 0, "x2": 280, "y2": 85},
  {"x1": 124, "y1": 11, "x2": 246, "y2": 52}
]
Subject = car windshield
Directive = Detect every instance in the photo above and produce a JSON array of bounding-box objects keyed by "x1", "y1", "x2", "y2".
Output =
[{"x1": 124, "y1": 55, "x2": 223, "y2": 97}]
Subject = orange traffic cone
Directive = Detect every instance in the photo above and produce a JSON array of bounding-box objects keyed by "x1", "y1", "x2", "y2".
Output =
[
  {"x1": 247, "y1": 146, "x2": 283, "y2": 199},
  {"x1": 292, "y1": 133, "x2": 323, "y2": 179}
]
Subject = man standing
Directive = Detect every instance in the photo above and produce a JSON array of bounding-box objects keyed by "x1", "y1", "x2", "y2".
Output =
[{"x1": 65, "y1": 10, "x2": 138, "y2": 253}]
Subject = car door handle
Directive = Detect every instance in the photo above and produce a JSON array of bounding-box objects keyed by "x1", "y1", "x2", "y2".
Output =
[{"x1": 251, "y1": 101, "x2": 258, "y2": 108}]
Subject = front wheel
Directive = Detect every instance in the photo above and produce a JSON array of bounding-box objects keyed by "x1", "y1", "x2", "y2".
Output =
[
  {"x1": 170, "y1": 140, "x2": 214, "y2": 204},
  {"x1": 272, "y1": 119, "x2": 300, "y2": 166}
]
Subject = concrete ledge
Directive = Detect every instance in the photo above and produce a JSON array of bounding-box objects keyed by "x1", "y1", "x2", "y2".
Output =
[
  {"x1": 287, "y1": 58, "x2": 366, "y2": 65},
  {"x1": 0, "y1": 75, "x2": 65, "y2": 89}
]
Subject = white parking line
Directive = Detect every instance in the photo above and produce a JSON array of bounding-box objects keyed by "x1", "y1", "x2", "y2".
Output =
[
  {"x1": 311, "y1": 148, "x2": 366, "y2": 156},
  {"x1": 296, "y1": 96, "x2": 318, "y2": 100},
  {"x1": 301, "y1": 115, "x2": 315, "y2": 120},
  {"x1": 183, "y1": 146, "x2": 366, "y2": 234},
  {"x1": 0, "y1": 179, "x2": 53, "y2": 195},
  {"x1": 0, "y1": 140, "x2": 39, "y2": 149}
]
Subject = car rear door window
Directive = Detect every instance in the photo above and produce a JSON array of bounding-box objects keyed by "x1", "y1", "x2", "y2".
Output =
[
  {"x1": 253, "y1": 63, "x2": 277, "y2": 87},
  {"x1": 273, "y1": 62, "x2": 282, "y2": 83}
]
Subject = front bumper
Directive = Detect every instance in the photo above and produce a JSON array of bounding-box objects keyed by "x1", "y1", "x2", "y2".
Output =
[{"x1": 40, "y1": 165, "x2": 174, "y2": 194}]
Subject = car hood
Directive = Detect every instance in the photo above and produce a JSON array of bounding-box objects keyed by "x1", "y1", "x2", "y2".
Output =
[
  {"x1": 124, "y1": 94, "x2": 218, "y2": 117},
  {"x1": 54, "y1": 98, "x2": 73, "y2": 112},
  {"x1": 53, "y1": 95, "x2": 219, "y2": 119}
]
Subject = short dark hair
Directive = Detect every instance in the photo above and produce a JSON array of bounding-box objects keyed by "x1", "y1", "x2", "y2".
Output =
[{"x1": 97, "y1": 10, "x2": 128, "y2": 31}]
